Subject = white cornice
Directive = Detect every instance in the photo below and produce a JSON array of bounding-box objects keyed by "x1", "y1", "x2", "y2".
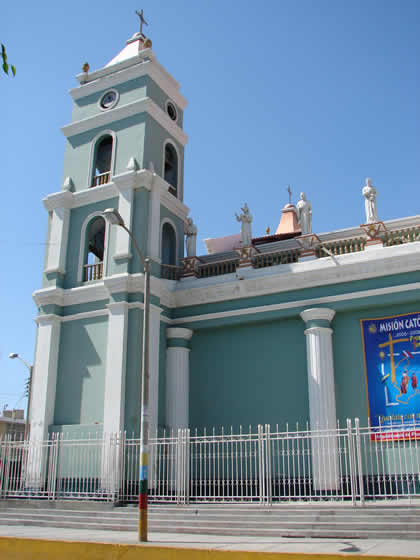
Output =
[
  {"x1": 33, "y1": 241, "x2": 420, "y2": 321},
  {"x1": 160, "y1": 186, "x2": 190, "y2": 221},
  {"x1": 169, "y1": 241, "x2": 420, "y2": 308},
  {"x1": 61, "y1": 97, "x2": 188, "y2": 147},
  {"x1": 71, "y1": 51, "x2": 187, "y2": 111},
  {"x1": 171, "y1": 281, "x2": 420, "y2": 326},
  {"x1": 42, "y1": 191, "x2": 73, "y2": 212},
  {"x1": 42, "y1": 169, "x2": 171, "y2": 211}
]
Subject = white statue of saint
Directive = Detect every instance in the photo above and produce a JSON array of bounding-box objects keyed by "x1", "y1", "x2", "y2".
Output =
[
  {"x1": 235, "y1": 203, "x2": 253, "y2": 246},
  {"x1": 296, "y1": 192, "x2": 312, "y2": 235},
  {"x1": 362, "y1": 178, "x2": 378, "y2": 223},
  {"x1": 185, "y1": 217, "x2": 197, "y2": 257}
]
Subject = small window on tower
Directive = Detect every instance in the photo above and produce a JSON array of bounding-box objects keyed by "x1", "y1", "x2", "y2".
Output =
[
  {"x1": 164, "y1": 143, "x2": 178, "y2": 197},
  {"x1": 99, "y1": 89, "x2": 119, "y2": 110},
  {"x1": 91, "y1": 135, "x2": 113, "y2": 188},
  {"x1": 166, "y1": 101, "x2": 177, "y2": 122}
]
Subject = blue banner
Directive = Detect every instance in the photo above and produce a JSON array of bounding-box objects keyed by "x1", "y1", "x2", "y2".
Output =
[{"x1": 361, "y1": 312, "x2": 420, "y2": 435}]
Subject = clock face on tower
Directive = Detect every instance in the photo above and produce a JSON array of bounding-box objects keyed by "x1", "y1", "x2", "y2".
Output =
[{"x1": 99, "y1": 90, "x2": 118, "y2": 110}]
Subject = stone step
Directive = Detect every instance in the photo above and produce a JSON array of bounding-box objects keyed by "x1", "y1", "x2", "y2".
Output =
[
  {"x1": 0, "y1": 517, "x2": 419, "y2": 540},
  {"x1": 1, "y1": 513, "x2": 419, "y2": 530},
  {"x1": 2, "y1": 507, "x2": 419, "y2": 524}
]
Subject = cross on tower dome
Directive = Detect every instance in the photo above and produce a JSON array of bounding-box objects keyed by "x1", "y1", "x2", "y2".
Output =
[{"x1": 135, "y1": 9, "x2": 148, "y2": 36}]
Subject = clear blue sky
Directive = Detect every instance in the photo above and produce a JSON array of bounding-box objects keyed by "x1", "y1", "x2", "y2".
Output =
[{"x1": 1, "y1": 0, "x2": 419, "y2": 415}]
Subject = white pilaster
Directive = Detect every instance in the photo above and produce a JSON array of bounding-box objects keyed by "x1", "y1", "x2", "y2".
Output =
[
  {"x1": 300, "y1": 307, "x2": 340, "y2": 491},
  {"x1": 103, "y1": 302, "x2": 128, "y2": 434},
  {"x1": 101, "y1": 301, "x2": 128, "y2": 494},
  {"x1": 147, "y1": 175, "x2": 161, "y2": 262},
  {"x1": 26, "y1": 314, "x2": 61, "y2": 488},
  {"x1": 166, "y1": 328, "x2": 193, "y2": 430},
  {"x1": 148, "y1": 305, "x2": 162, "y2": 437},
  {"x1": 114, "y1": 187, "x2": 134, "y2": 260},
  {"x1": 44, "y1": 207, "x2": 70, "y2": 274},
  {"x1": 30, "y1": 315, "x2": 62, "y2": 441}
]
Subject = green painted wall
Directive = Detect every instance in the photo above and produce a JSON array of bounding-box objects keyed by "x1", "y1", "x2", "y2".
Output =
[
  {"x1": 189, "y1": 317, "x2": 308, "y2": 431},
  {"x1": 54, "y1": 316, "x2": 108, "y2": 426},
  {"x1": 62, "y1": 114, "x2": 146, "y2": 191},
  {"x1": 72, "y1": 77, "x2": 148, "y2": 122},
  {"x1": 71, "y1": 76, "x2": 183, "y2": 128}
]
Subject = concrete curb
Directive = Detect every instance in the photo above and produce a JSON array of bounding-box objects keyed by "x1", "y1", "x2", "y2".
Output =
[{"x1": 0, "y1": 537, "x2": 418, "y2": 560}]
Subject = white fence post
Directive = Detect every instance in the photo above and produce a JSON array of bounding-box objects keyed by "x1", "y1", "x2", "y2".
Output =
[
  {"x1": 265, "y1": 424, "x2": 272, "y2": 505},
  {"x1": 258, "y1": 425, "x2": 266, "y2": 503},
  {"x1": 46, "y1": 433, "x2": 60, "y2": 500},
  {"x1": 354, "y1": 418, "x2": 365, "y2": 505},
  {"x1": 346, "y1": 418, "x2": 357, "y2": 505}
]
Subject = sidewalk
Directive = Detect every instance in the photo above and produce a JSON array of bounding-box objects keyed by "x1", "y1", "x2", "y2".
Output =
[{"x1": 0, "y1": 525, "x2": 419, "y2": 559}]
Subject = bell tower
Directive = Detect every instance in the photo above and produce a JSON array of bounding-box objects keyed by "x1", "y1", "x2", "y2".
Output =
[{"x1": 31, "y1": 21, "x2": 189, "y2": 446}]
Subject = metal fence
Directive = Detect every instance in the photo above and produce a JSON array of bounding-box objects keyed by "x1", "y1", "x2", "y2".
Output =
[{"x1": 1, "y1": 418, "x2": 420, "y2": 504}]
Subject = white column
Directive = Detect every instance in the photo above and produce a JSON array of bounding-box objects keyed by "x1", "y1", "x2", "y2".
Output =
[
  {"x1": 103, "y1": 302, "x2": 129, "y2": 435},
  {"x1": 300, "y1": 308, "x2": 339, "y2": 491},
  {"x1": 165, "y1": 328, "x2": 193, "y2": 430},
  {"x1": 148, "y1": 305, "x2": 162, "y2": 438},
  {"x1": 147, "y1": 177, "x2": 161, "y2": 262},
  {"x1": 44, "y1": 207, "x2": 70, "y2": 274},
  {"x1": 27, "y1": 314, "x2": 61, "y2": 487},
  {"x1": 114, "y1": 187, "x2": 134, "y2": 261},
  {"x1": 102, "y1": 301, "x2": 128, "y2": 493}
]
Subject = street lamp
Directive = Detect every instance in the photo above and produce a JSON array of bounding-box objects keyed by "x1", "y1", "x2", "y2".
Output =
[
  {"x1": 8, "y1": 353, "x2": 33, "y2": 440},
  {"x1": 102, "y1": 208, "x2": 151, "y2": 542}
]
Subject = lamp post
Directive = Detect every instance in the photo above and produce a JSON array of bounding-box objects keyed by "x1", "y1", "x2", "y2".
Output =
[
  {"x1": 8, "y1": 353, "x2": 33, "y2": 440},
  {"x1": 102, "y1": 208, "x2": 151, "y2": 542}
]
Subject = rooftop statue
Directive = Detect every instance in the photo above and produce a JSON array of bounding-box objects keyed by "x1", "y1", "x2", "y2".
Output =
[
  {"x1": 235, "y1": 203, "x2": 253, "y2": 246},
  {"x1": 185, "y1": 217, "x2": 197, "y2": 257},
  {"x1": 296, "y1": 192, "x2": 312, "y2": 235},
  {"x1": 362, "y1": 178, "x2": 378, "y2": 224}
]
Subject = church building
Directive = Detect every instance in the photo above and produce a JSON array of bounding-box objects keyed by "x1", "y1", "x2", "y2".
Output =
[{"x1": 30, "y1": 23, "x2": 420, "y2": 461}]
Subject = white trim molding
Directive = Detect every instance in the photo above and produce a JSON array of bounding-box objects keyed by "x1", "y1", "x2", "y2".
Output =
[
  {"x1": 61, "y1": 97, "x2": 188, "y2": 147},
  {"x1": 172, "y1": 240, "x2": 420, "y2": 308}
]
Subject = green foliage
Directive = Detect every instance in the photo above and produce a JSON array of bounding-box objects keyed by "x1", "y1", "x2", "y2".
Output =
[{"x1": 1, "y1": 43, "x2": 16, "y2": 77}]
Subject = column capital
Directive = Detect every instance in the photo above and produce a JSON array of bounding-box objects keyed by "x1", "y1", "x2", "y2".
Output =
[
  {"x1": 106, "y1": 301, "x2": 129, "y2": 315},
  {"x1": 34, "y1": 313, "x2": 62, "y2": 326},
  {"x1": 166, "y1": 327, "x2": 193, "y2": 341},
  {"x1": 300, "y1": 307, "x2": 335, "y2": 325}
]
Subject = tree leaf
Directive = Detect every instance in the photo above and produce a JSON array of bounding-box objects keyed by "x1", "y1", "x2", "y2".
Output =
[
  {"x1": 11, "y1": 65, "x2": 16, "y2": 76},
  {"x1": 2, "y1": 62, "x2": 9, "y2": 75}
]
